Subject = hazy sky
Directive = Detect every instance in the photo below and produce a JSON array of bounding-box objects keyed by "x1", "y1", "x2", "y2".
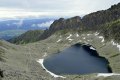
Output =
[{"x1": 0, "y1": 0, "x2": 120, "y2": 18}]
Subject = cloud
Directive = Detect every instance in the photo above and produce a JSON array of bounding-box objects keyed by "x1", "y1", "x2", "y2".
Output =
[
  {"x1": 0, "y1": 8, "x2": 43, "y2": 18},
  {"x1": 37, "y1": 21, "x2": 54, "y2": 27},
  {"x1": 0, "y1": 0, "x2": 119, "y2": 18},
  {"x1": 31, "y1": 21, "x2": 54, "y2": 28},
  {"x1": 13, "y1": 19, "x2": 24, "y2": 28},
  {"x1": 31, "y1": 24, "x2": 36, "y2": 27},
  {"x1": 16, "y1": 19, "x2": 24, "y2": 28},
  {"x1": 0, "y1": 0, "x2": 119, "y2": 11},
  {"x1": 0, "y1": 8, "x2": 86, "y2": 18}
]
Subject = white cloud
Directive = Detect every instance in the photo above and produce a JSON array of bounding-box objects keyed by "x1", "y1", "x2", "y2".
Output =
[
  {"x1": 17, "y1": 19, "x2": 24, "y2": 28},
  {"x1": 0, "y1": 8, "x2": 86, "y2": 18},
  {"x1": 7, "y1": 24, "x2": 10, "y2": 26},
  {"x1": 0, "y1": 0, "x2": 119, "y2": 18},
  {"x1": 0, "y1": 8, "x2": 44, "y2": 18},
  {"x1": 12, "y1": 19, "x2": 24, "y2": 28},
  {"x1": 37, "y1": 21, "x2": 54, "y2": 27},
  {"x1": 31, "y1": 24, "x2": 37, "y2": 27},
  {"x1": 31, "y1": 21, "x2": 54, "y2": 28},
  {"x1": 0, "y1": 0, "x2": 119, "y2": 11}
]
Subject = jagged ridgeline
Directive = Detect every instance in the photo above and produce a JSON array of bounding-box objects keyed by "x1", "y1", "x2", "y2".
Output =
[{"x1": 9, "y1": 3, "x2": 120, "y2": 44}]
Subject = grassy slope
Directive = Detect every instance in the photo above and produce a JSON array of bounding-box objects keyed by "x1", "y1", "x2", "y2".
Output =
[
  {"x1": 9, "y1": 30, "x2": 44, "y2": 44},
  {"x1": 101, "y1": 19, "x2": 120, "y2": 42},
  {"x1": 0, "y1": 30, "x2": 26, "y2": 40}
]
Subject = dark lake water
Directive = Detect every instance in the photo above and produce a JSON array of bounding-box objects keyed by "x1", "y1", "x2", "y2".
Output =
[{"x1": 43, "y1": 43, "x2": 112, "y2": 75}]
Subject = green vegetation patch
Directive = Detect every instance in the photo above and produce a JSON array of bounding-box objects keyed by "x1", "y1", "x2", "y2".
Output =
[
  {"x1": 102, "y1": 19, "x2": 120, "y2": 42},
  {"x1": 10, "y1": 30, "x2": 44, "y2": 44}
]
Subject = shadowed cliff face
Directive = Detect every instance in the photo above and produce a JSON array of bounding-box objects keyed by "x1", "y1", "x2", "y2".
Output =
[{"x1": 0, "y1": 69, "x2": 4, "y2": 78}]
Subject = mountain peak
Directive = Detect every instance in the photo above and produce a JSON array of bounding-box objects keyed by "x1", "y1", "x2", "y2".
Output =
[{"x1": 49, "y1": 16, "x2": 83, "y2": 31}]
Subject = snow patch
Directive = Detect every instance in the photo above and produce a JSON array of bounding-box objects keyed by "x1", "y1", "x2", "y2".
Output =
[
  {"x1": 56, "y1": 39, "x2": 62, "y2": 43},
  {"x1": 101, "y1": 39, "x2": 105, "y2": 42},
  {"x1": 99, "y1": 36, "x2": 104, "y2": 39},
  {"x1": 98, "y1": 36, "x2": 104, "y2": 42},
  {"x1": 68, "y1": 39, "x2": 74, "y2": 42},
  {"x1": 66, "y1": 34, "x2": 72, "y2": 39},
  {"x1": 97, "y1": 73, "x2": 120, "y2": 77},
  {"x1": 111, "y1": 40, "x2": 116, "y2": 46},
  {"x1": 66, "y1": 34, "x2": 73, "y2": 42},
  {"x1": 87, "y1": 34, "x2": 91, "y2": 36},
  {"x1": 95, "y1": 32, "x2": 99, "y2": 36},
  {"x1": 90, "y1": 46, "x2": 96, "y2": 50},
  {"x1": 111, "y1": 40, "x2": 120, "y2": 51},
  {"x1": 83, "y1": 37, "x2": 86, "y2": 39},
  {"x1": 37, "y1": 59, "x2": 66, "y2": 78},
  {"x1": 43, "y1": 53, "x2": 47, "y2": 58},
  {"x1": 117, "y1": 45, "x2": 120, "y2": 51},
  {"x1": 76, "y1": 33, "x2": 79, "y2": 37}
]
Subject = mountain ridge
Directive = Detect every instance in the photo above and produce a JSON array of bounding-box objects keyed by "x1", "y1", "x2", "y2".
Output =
[
  {"x1": 38, "y1": 2, "x2": 120, "y2": 41},
  {"x1": 9, "y1": 2, "x2": 120, "y2": 44}
]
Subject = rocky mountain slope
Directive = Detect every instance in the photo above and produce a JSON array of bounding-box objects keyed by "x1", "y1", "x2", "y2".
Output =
[{"x1": 0, "y1": 31, "x2": 120, "y2": 80}]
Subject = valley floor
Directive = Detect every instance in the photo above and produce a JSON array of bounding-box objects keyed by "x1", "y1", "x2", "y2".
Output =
[{"x1": 0, "y1": 31, "x2": 120, "y2": 80}]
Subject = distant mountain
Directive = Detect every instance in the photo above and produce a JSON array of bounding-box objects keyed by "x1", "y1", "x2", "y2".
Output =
[
  {"x1": 9, "y1": 30, "x2": 43, "y2": 44},
  {"x1": 0, "y1": 18, "x2": 55, "y2": 40},
  {"x1": 0, "y1": 18, "x2": 54, "y2": 31}
]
